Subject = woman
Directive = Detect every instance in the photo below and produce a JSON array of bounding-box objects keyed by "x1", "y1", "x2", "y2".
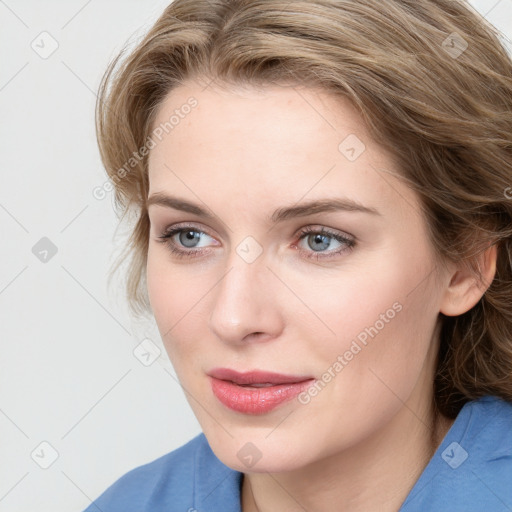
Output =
[{"x1": 84, "y1": 0, "x2": 512, "y2": 510}]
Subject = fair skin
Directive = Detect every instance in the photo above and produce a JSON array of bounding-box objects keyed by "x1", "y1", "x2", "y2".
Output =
[{"x1": 145, "y1": 80, "x2": 497, "y2": 512}]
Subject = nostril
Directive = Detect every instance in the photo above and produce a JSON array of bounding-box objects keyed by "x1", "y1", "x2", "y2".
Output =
[{"x1": 242, "y1": 332, "x2": 268, "y2": 343}]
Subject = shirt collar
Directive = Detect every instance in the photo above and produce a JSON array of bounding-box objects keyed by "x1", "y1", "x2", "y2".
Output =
[{"x1": 194, "y1": 433, "x2": 244, "y2": 511}]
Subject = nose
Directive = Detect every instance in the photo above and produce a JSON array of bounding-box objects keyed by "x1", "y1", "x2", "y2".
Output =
[{"x1": 208, "y1": 253, "x2": 284, "y2": 346}]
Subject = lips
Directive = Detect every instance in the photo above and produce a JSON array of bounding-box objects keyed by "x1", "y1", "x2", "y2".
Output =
[
  {"x1": 209, "y1": 368, "x2": 313, "y2": 385},
  {"x1": 208, "y1": 368, "x2": 315, "y2": 414}
]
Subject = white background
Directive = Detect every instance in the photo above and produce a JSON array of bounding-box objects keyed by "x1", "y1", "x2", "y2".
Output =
[{"x1": 0, "y1": 1, "x2": 511, "y2": 511}]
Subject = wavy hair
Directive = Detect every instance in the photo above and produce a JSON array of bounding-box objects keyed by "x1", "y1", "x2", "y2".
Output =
[{"x1": 95, "y1": 0, "x2": 512, "y2": 418}]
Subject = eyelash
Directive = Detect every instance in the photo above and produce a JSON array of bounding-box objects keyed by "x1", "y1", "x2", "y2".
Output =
[{"x1": 156, "y1": 224, "x2": 356, "y2": 261}]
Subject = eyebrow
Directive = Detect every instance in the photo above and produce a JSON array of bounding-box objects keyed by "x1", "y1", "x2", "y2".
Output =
[{"x1": 146, "y1": 192, "x2": 381, "y2": 223}]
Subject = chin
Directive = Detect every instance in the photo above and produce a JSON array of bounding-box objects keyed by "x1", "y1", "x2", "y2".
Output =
[{"x1": 203, "y1": 426, "x2": 318, "y2": 474}]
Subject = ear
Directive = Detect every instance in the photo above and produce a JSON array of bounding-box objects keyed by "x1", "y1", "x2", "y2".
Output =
[{"x1": 439, "y1": 243, "x2": 498, "y2": 317}]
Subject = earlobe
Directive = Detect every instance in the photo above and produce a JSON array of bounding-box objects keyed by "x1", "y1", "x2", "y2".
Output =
[{"x1": 439, "y1": 243, "x2": 498, "y2": 317}]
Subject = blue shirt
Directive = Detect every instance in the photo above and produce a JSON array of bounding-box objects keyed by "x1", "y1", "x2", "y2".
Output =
[{"x1": 83, "y1": 395, "x2": 512, "y2": 511}]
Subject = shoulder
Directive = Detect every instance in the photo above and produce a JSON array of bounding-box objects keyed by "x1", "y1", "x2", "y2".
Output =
[
  {"x1": 448, "y1": 396, "x2": 512, "y2": 509},
  {"x1": 402, "y1": 395, "x2": 512, "y2": 512},
  {"x1": 83, "y1": 433, "x2": 242, "y2": 512},
  {"x1": 464, "y1": 395, "x2": 512, "y2": 463}
]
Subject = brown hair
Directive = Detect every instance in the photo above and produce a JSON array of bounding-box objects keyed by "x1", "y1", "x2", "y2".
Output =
[{"x1": 95, "y1": 0, "x2": 512, "y2": 418}]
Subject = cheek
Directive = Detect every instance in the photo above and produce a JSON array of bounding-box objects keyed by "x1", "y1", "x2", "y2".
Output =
[
  {"x1": 146, "y1": 249, "x2": 216, "y2": 368},
  {"x1": 147, "y1": 251, "x2": 192, "y2": 345},
  {"x1": 296, "y1": 243, "x2": 439, "y2": 383},
  {"x1": 284, "y1": 255, "x2": 414, "y2": 349},
  {"x1": 286, "y1": 256, "x2": 440, "y2": 448}
]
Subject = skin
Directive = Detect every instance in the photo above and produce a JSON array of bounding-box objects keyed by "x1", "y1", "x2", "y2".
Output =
[{"x1": 145, "y1": 80, "x2": 497, "y2": 511}]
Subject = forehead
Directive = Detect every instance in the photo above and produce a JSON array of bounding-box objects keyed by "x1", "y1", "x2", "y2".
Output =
[
  {"x1": 149, "y1": 81, "x2": 367, "y2": 152},
  {"x1": 146, "y1": 80, "x2": 415, "y2": 219}
]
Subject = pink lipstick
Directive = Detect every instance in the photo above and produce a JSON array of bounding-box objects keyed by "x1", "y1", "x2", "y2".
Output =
[{"x1": 208, "y1": 368, "x2": 315, "y2": 414}]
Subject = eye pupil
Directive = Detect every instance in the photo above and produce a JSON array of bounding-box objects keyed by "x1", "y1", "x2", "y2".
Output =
[
  {"x1": 179, "y1": 230, "x2": 200, "y2": 248},
  {"x1": 308, "y1": 233, "x2": 330, "y2": 251}
]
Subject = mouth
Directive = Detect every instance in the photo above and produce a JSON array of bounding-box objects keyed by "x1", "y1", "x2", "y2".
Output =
[{"x1": 208, "y1": 368, "x2": 315, "y2": 414}]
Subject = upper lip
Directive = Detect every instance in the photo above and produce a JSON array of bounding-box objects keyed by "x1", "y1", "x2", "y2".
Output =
[{"x1": 208, "y1": 368, "x2": 314, "y2": 385}]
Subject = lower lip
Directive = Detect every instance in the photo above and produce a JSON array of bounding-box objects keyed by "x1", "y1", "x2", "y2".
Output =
[{"x1": 209, "y1": 377, "x2": 314, "y2": 414}]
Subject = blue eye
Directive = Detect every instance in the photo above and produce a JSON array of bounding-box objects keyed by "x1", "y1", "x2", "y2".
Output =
[
  {"x1": 296, "y1": 226, "x2": 355, "y2": 260},
  {"x1": 156, "y1": 224, "x2": 355, "y2": 260},
  {"x1": 175, "y1": 229, "x2": 203, "y2": 248},
  {"x1": 157, "y1": 226, "x2": 215, "y2": 258}
]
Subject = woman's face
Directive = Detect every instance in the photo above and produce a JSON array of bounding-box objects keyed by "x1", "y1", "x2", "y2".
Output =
[{"x1": 146, "y1": 80, "x2": 450, "y2": 472}]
